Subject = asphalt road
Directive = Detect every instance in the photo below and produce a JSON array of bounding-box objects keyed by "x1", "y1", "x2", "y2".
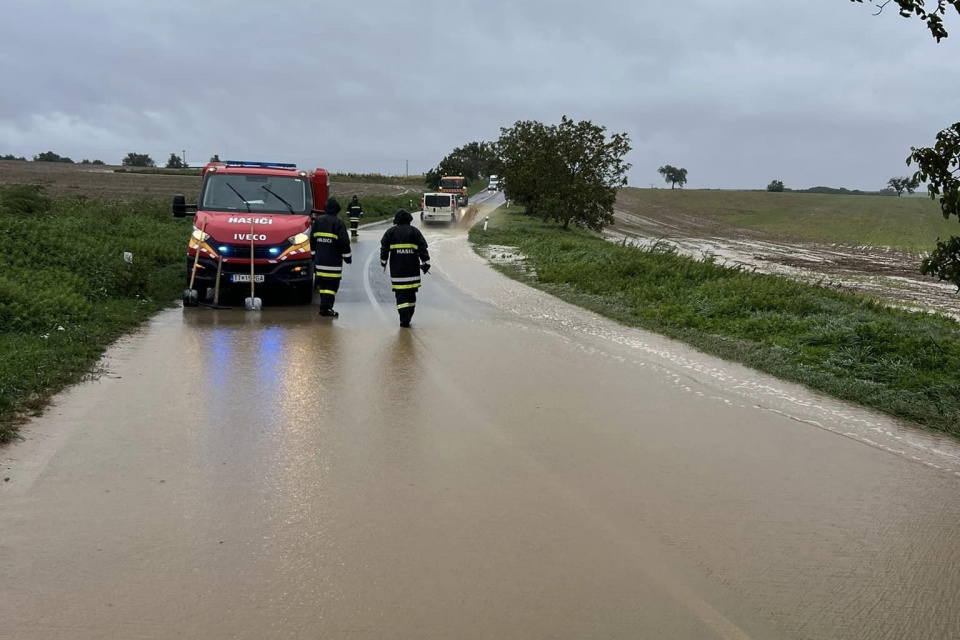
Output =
[{"x1": 3, "y1": 188, "x2": 960, "y2": 639}]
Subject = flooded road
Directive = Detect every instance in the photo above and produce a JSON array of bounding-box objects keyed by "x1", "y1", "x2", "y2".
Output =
[{"x1": 3, "y1": 191, "x2": 960, "y2": 639}]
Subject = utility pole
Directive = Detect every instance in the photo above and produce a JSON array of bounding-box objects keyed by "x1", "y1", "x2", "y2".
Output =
[
  {"x1": 182, "y1": 149, "x2": 187, "y2": 168},
  {"x1": 405, "y1": 159, "x2": 408, "y2": 177}
]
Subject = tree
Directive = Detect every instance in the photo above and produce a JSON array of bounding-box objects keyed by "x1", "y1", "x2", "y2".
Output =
[
  {"x1": 424, "y1": 141, "x2": 500, "y2": 189},
  {"x1": 209, "y1": 154, "x2": 221, "y2": 163},
  {"x1": 446, "y1": 141, "x2": 499, "y2": 180},
  {"x1": 767, "y1": 179, "x2": 785, "y2": 192},
  {"x1": 888, "y1": 176, "x2": 909, "y2": 196},
  {"x1": 33, "y1": 151, "x2": 73, "y2": 163},
  {"x1": 496, "y1": 116, "x2": 632, "y2": 231},
  {"x1": 890, "y1": 175, "x2": 924, "y2": 196},
  {"x1": 79, "y1": 159, "x2": 105, "y2": 165},
  {"x1": 122, "y1": 152, "x2": 155, "y2": 167},
  {"x1": 658, "y1": 165, "x2": 688, "y2": 189},
  {"x1": 165, "y1": 153, "x2": 185, "y2": 169},
  {"x1": 424, "y1": 166, "x2": 442, "y2": 190},
  {"x1": 1, "y1": 154, "x2": 26, "y2": 161}
]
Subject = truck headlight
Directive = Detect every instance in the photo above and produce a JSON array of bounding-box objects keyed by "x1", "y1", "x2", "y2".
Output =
[
  {"x1": 192, "y1": 227, "x2": 209, "y2": 241},
  {"x1": 288, "y1": 232, "x2": 309, "y2": 245}
]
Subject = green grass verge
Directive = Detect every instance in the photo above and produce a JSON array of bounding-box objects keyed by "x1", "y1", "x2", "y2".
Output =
[
  {"x1": 0, "y1": 186, "x2": 189, "y2": 442},
  {"x1": 357, "y1": 193, "x2": 428, "y2": 224},
  {"x1": 330, "y1": 173, "x2": 426, "y2": 186},
  {"x1": 468, "y1": 179, "x2": 490, "y2": 197},
  {"x1": 470, "y1": 206, "x2": 960, "y2": 437},
  {"x1": 617, "y1": 189, "x2": 959, "y2": 252}
]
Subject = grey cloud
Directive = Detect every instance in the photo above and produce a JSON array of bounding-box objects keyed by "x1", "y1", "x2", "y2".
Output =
[{"x1": 1, "y1": 0, "x2": 958, "y2": 188}]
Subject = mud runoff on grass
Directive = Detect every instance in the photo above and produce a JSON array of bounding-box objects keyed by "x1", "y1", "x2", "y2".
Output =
[
  {"x1": 610, "y1": 209, "x2": 960, "y2": 320},
  {"x1": 476, "y1": 244, "x2": 538, "y2": 279}
]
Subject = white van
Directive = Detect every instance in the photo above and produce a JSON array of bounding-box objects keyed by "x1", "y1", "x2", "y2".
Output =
[{"x1": 421, "y1": 192, "x2": 458, "y2": 225}]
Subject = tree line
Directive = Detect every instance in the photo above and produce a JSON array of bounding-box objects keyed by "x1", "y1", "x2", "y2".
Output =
[
  {"x1": 424, "y1": 142, "x2": 499, "y2": 189},
  {"x1": 2, "y1": 151, "x2": 225, "y2": 168},
  {"x1": 1, "y1": 151, "x2": 106, "y2": 164}
]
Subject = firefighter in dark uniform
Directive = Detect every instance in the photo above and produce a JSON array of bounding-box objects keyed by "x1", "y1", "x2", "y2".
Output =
[
  {"x1": 380, "y1": 209, "x2": 430, "y2": 328},
  {"x1": 311, "y1": 197, "x2": 352, "y2": 317},
  {"x1": 347, "y1": 195, "x2": 363, "y2": 238}
]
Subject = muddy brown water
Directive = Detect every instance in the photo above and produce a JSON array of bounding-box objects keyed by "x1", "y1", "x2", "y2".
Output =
[{"x1": 3, "y1": 191, "x2": 960, "y2": 639}]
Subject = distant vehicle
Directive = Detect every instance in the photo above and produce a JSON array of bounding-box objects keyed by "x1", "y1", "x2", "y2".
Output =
[
  {"x1": 420, "y1": 192, "x2": 459, "y2": 226},
  {"x1": 172, "y1": 160, "x2": 329, "y2": 305},
  {"x1": 439, "y1": 175, "x2": 468, "y2": 206},
  {"x1": 487, "y1": 175, "x2": 499, "y2": 191}
]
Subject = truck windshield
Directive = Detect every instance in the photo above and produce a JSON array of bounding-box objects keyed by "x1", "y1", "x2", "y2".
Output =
[
  {"x1": 424, "y1": 195, "x2": 452, "y2": 208},
  {"x1": 201, "y1": 175, "x2": 308, "y2": 214},
  {"x1": 440, "y1": 179, "x2": 464, "y2": 190}
]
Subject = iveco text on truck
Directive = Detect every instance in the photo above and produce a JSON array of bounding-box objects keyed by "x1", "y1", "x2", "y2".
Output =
[{"x1": 173, "y1": 160, "x2": 329, "y2": 304}]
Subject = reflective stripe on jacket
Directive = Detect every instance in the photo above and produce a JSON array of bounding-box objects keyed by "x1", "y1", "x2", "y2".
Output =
[
  {"x1": 379, "y1": 225, "x2": 429, "y2": 290},
  {"x1": 312, "y1": 214, "x2": 352, "y2": 272}
]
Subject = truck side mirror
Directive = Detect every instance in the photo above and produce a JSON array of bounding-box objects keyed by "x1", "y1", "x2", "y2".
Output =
[{"x1": 172, "y1": 194, "x2": 190, "y2": 218}]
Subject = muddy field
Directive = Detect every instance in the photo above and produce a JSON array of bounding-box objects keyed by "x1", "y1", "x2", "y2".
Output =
[
  {"x1": 0, "y1": 160, "x2": 417, "y2": 200},
  {"x1": 610, "y1": 199, "x2": 960, "y2": 319}
]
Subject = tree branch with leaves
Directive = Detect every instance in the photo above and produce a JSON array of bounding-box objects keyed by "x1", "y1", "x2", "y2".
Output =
[
  {"x1": 850, "y1": 0, "x2": 960, "y2": 41},
  {"x1": 851, "y1": 0, "x2": 960, "y2": 287}
]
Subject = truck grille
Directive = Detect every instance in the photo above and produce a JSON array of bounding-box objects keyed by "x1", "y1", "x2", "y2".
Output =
[
  {"x1": 218, "y1": 240, "x2": 292, "y2": 260},
  {"x1": 222, "y1": 262, "x2": 282, "y2": 275}
]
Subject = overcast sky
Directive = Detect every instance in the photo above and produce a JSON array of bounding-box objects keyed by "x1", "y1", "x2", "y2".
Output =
[{"x1": 1, "y1": 0, "x2": 957, "y2": 190}]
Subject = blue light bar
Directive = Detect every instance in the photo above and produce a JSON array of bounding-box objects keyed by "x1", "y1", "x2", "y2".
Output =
[{"x1": 222, "y1": 160, "x2": 297, "y2": 170}]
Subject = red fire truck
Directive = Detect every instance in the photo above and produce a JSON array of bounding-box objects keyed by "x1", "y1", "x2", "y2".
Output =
[{"x1": 173, "y1": 160, "x2": 329, "y2": 305}]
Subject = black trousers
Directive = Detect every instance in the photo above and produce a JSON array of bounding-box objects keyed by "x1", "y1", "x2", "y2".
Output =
[
  {"x1": 349, "y1": 219, "x2": 360, "y2": 233},
  {"x1": 317, "y1": 275, "x2": 341, "y2": 310},
  {"x1": 395, "y1": 289, "x2": 417, "y2": 324}
]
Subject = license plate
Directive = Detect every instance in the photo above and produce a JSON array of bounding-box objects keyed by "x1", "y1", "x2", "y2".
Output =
[{"x1": 231, "y1": 274, "x2": 265, "y2": 283}]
